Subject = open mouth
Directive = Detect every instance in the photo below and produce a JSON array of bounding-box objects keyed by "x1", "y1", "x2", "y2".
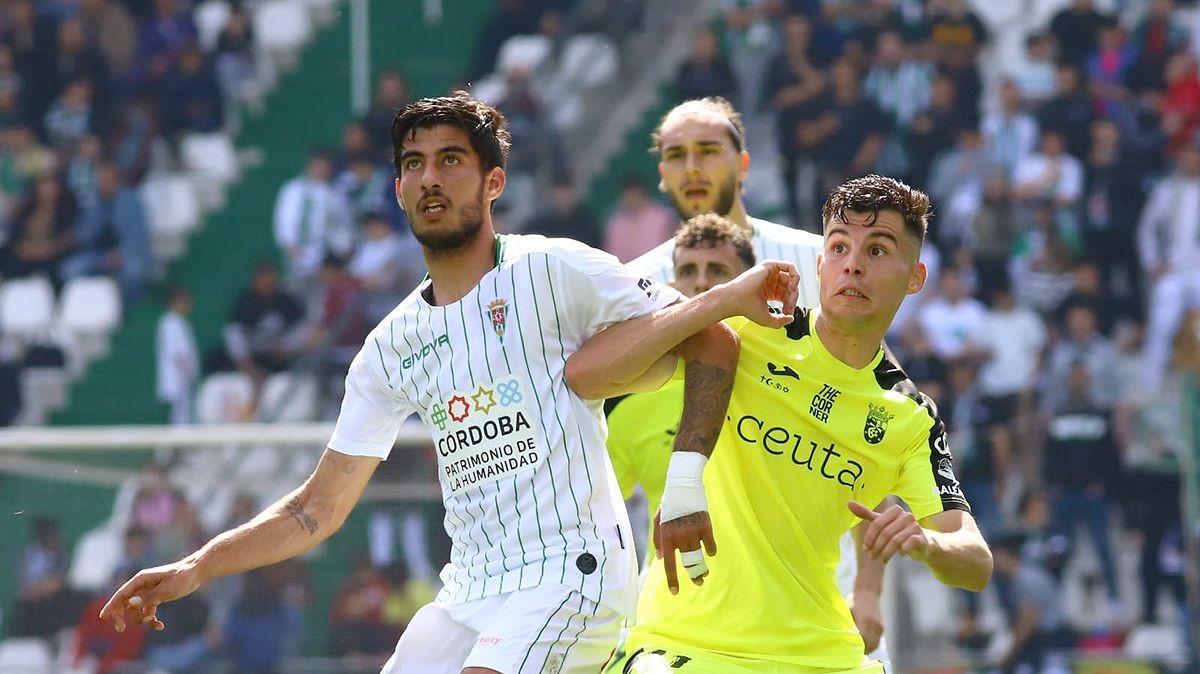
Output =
[
  {"x1": 420, "y1": 198, "x2": 448, "y2": 217},
  {"x1": 682, "y1": 184, "x2": 709, "y2": 200},
  {"x1": 837, "y1": 287, "x2": 869, "y2": 300}
]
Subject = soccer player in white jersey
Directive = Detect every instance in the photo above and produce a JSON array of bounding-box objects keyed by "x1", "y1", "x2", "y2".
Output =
[
  {"x1": 624, "y1": 96, "x2": 890, "y2": 658},
  {"x1": 97, "y1": 93, "x2": 801, "y2": 674}
]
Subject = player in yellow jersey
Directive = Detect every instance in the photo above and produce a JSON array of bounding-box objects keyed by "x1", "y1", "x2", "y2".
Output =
[{"x1": 574, "y1": 175, "x2": 993, "y2": 673}]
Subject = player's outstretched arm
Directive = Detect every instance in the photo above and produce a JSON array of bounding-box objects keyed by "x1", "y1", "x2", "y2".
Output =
[
  {"x1": 565, "y1": 260, "x2": 798, "y2": 399},
  {"x1": 849, "y1": 502, "x2": 992, "y2": 592},
  {"x1": 99, "y1": 448, "x2": 379, "y2": 632},
  {"x1": 850, "y1": 519, "x2": 886, "y2": 653}
]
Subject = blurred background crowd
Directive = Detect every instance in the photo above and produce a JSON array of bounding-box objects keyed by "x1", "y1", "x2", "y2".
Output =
[{"x1": 2, "y1": 0, "x2": 1200, "y2": 672}]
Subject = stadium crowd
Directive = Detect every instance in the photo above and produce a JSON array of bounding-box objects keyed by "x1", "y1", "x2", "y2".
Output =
[{"x1": 5, "y1": 0, "x2": 1200, "y2": 672}]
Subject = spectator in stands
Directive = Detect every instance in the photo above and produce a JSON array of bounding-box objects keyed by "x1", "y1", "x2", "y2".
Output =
[
  {"x1": 1083, "y1": 118, "x2": 1146, "y2": 310},
  {"x1": 134, "y1": 0, "x2": 198, "y2": 89},
  {"x1": 155, "y1": 284, "x2": 199, "y2": 425},
  {"x1": 132, "y1": 463, "x2": 182, "y2": 534},
  {"x1": 992, "y1": 530, "x2": 1074, "y2": 674},
  {"x1": 969, "y1": 281, "x2": 1045, "y2": 428},
  {"x1": 983, "y1": 79, "x2": 1039, "y2": 176},
  {"x1": 1043, "y1": 303, "x2": 1120, "y2": 411},
  {"x1": 1163, "y1": 52, "x2": 1200, "y2": 153},
  {"x1": 60, "y1": 159, "x2": 151, "y2": 301},
  {"x1": 360, "y1": 69, "x2": 409, "y2": 154},
  {"x1": 209, "y1": 263, "x2": 306, "y2": 379},
  {"x1": 1009, "y1": 200, "x2": 1079, "y2": 313},
  {"x1": 466, "y1": 0, "x2": 540, "y2": 80},
  {"x1": 328, "y1": 559, "x2": 398, "y2": 658},
  {"x1": 143, "y1": 592, "x2": 213, "y2": 673},
  {"x1": 0, "y1": 171, "x2": 78, "y2": 284},
  {"x1": 28, "y1": 16, "x2": 108, "y2": 131},
  {"x1": 1037, "y1": 63, "x2": 1095, "y2": 158},
  {"x1": 223, "y1": 567, "x2": 303, "y2": 674},
  {"x1": 526, "y1": 175, "x2": 601, "y2": 247},
  {"x1": 43, "y1": 77, "x2": 94, "y2": 149},
  {"x1": 1044, "y1": 361, "x2": 1123, "y2": 615},
  {"x1": 113, "y1": 526, "x2": 158, "y2": 583},
  {"x1": 66, "y1": 133, "x2": 102, "y2": 200},
  {"x1": 108, "y1": 95, "x2": 168, "y2": 183},
  {"x1": 1050, "y1": 0, "x2": 1109, "y2": 67},
  {"x1": 808, "y1": 58, "x2": 889, "y2": 204},
  {"x1": 918, "y1": 266, "x2": 988, "y2": 361},
  {"x1": 162, "y1": 41, "x2": 224, "y2": 136},
  {"x1": 305, "y1": 254, "x2": 369, "y2": 369},
  {"x1": 966, "y1": 173, "x2": 1018, "y2": 291},
  {"x1": 1012, "y1": 130, "x2": 1084, "y2": 212},
  {"x1": 1010, "y1": 33, "x2": 1058, "y2": 104},
  {"x1": 335, "y1": 151, "x2": 390, "y2": 223},
  {"x1": 79, "y1": 0, "x2": 138, "y2": 77},
  {"x1": 349, "y1": 212, "x2": 414, "y2": 319},
  {"x1": 1087, "y1": 19, "x2": 1133, "y2": 116},
  {"x1": 273, "y1": 149, "x2": 354, "y2": 286},
  {"x1": 676, "y1": 25, "x2": 738, "y2": 103},
  {"x1": 906, "y1": 73, "x2": 967, "y2": 188},
  {"x1": 944, "y1": 358, "x2": 1007, "y2": 537},
  {"x1": 862, "y1": 28, "x2": 934, "y2": 131},
  {"x1": 1127, "y1": 0, "x2": 1187, "y2": 93},
  {"x1": 765, "y1": 12, "x2": 827, "y2": 226},
  {"x1": 73, "y1": 580, "x2": 147, "y2": 674},
  {"x1": 1138, "y1": 141, "x2": 1200, "y2": 392},
  {"x1": 1061, "y1": 262, "x2": 1121, "y2": 337},
  {"x1": 927, "y1": 128, "x2": 989, "y2": 249},
  {"x1": 212, "y1": 3, "x2": 256, "y2": 104},
  {"x1": 602, "y1": 177, "x2": 675, "y2": 263},
  {"x1": 9, "y1": 518, "x2": 86, "y2": 638}
]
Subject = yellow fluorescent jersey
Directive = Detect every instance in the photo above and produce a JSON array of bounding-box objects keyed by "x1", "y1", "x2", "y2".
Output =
[
  {"x1": 605, "y1": 364, "x2": 684, "y2": 535},
  {"x1": 628, "y1": 308, "x2": 971, "y2": 671}
]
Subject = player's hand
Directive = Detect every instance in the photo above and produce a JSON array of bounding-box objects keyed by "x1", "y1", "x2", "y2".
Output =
[
  {"x1": 653, "y1": 509, "x2": 717, "y2": 595},
  {"x1": 98, "y1": 561, "x2": 204, "y2": 632},
  {"x1": 715, "y1": 260, "x2": 799, "y2": 328},
  {"x1": 847, "y1": 591, "x2": 884, "y2": 654},
  {"x1": 848, "y1": 501, "x2": 930, "y2": 563}
]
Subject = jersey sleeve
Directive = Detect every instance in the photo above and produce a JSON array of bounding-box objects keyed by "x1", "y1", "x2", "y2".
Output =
[
  {"x1": 551, "y1": 243, "x2": 683, "y2": 340},
  {"x1": 328, "y1": 336, "x2": 417, "y2": 459},
  {"x1": 894, "y1": 392, "x2": 972, "y2": 521}
]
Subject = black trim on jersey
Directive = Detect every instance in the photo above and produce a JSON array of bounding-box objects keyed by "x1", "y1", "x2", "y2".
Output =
[
  {"x1": 603, "y1": 394, "x2": 629, "y2": 417},
  {"x1": 785, "y1": 307, "x2": 813, "y2": 340},
  {"x1": 872, "y1": 352, "x2": 973, "y2": 514}
]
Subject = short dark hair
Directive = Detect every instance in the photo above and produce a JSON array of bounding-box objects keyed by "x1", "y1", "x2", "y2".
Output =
[
  {"x1": 651, "y1": 96, "x2": 746, "y2": 155},
  {"x1": 673, "y1": 213, "x2": 756, "y2": 269},
  {"x1": 821, "y1": 174, "x2": 931, "y2": 243},
  {"x1": 391, "y1": 91, "x2": 511, "y2": 176}
]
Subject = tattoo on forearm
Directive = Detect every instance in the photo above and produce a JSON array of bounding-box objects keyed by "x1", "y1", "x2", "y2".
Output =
[
  {"x1": 674, "y1": 359, "x2": 733, "y2": 457},
  {"x1": 284, "y1": 496, "x2": 318, "y2": 535}
]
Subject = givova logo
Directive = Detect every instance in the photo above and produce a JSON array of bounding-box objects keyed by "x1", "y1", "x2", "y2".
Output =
[{"x1": 401, "y1": 334, "x2": 450, "y2": 370}]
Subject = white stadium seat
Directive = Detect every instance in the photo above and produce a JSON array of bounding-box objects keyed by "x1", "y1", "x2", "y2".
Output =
[
  {"x1": 0, "y1": 638, "x2": 53, "y2": 671},
  {"x1": 195, "y1": 0, "x2": 232, "y2": 52},
  {"x1": 196, "y1": 372, "x2": 257, "y2": 424},
  {"x1": 254, "y1": 0, "x2": 313, "y2": 68},
  {"x1": 67, "y1": 525, "x2": 124, "y2": 593},
  {"x1": 180, "y1": 133, "x2": 240, "y2": 210},
  {"x1": 257, "y1": 371, "x2": 318, "y2": 422},
  {"x1": 497, "y1": 35, "x2": 552, "y2": 75},
  {"x1": 142, "y1": 174, "x2": 202, "y2": 260},
  {"x1": 58, "y1": 276, "x2": 121, "y2": 364},
  {"x1": 0, "y1": 277, "x2": 54, "y2": 340}
]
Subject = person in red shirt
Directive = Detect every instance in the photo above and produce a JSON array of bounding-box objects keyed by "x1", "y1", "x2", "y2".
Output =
[{"x1": 74, "y1": 594, "x2": 146, "y2": 673}]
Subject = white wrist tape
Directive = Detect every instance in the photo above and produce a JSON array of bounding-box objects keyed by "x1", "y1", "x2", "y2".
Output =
[{"x1": 659, "y1": 452, "x2": 708, "y2": 523}]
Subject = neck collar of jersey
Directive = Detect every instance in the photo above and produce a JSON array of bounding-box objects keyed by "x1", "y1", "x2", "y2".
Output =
[
  {"x1": 420, "y1": 234, "x2": 506, "y2": 306},
  {"x1": 807, "y1": 307, "x2": 886, "y2": 376}
]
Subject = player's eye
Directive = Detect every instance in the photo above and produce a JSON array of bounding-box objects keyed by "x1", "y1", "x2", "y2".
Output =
[
  {"x1": 404, "y1": 158, "x2": 422, "y2": 171},
  {"x1": 444, "y1": 155, "x2": 461, "y2": 165},
  {"x1": 870, "y1": 246, "x2": 887, "y2": 256},
  {"x1": 831, "y1": 243, "x2": 846, "y2": 254}
]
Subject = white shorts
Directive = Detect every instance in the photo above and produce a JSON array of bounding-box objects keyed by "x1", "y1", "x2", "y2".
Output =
[{"x1": 382, "y1": 582, "x2": 623, "y2": 674}]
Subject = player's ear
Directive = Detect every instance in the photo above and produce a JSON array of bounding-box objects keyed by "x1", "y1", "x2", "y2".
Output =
[
  {"x1": 657, "y1": 161, "x2": 667, "y2": 193},
  {"x1": 738, "y1": 150, "x2": 750, "y2": 182},
  {"x1": 394, "y1": 178, "x2": 405, "y2": 210},
  {"x1": 907, "y1": 261, "x2": 927, "y2": 296},
  {"x1": 484, "y1": 166, "x2": 506, "y2": 203}
]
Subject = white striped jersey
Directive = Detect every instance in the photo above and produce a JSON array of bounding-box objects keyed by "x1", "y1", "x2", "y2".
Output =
[
  {"x1": 329, "y1": 234, "x2": 681, "y2": 616},
  {"x1": 628, "y1": 216, "x2": 823, "y2": 309}
]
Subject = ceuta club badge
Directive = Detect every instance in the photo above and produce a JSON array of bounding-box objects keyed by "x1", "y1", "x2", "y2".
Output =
[
  {"x1": 864, "y1": 403, "x2": 895, "y2": 445},
  {"x1": 487, "y1": 298, "x2": 508, "y2": 340}
]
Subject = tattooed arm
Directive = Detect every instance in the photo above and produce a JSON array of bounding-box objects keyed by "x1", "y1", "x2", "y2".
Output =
[{"x1": 99, "y1": 449, "x2": 379, "y2": 632}]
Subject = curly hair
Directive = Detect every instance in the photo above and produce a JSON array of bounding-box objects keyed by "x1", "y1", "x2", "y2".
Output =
[
  {"x1": 820, "y1": 174, "x2": 931, "y2": 243},
  {"x1": 391, "y1": 91, "x2": 512, "y2": 176},
  {"x1": 673, "y1": 212, "x2": 755, "y2": 269}
]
